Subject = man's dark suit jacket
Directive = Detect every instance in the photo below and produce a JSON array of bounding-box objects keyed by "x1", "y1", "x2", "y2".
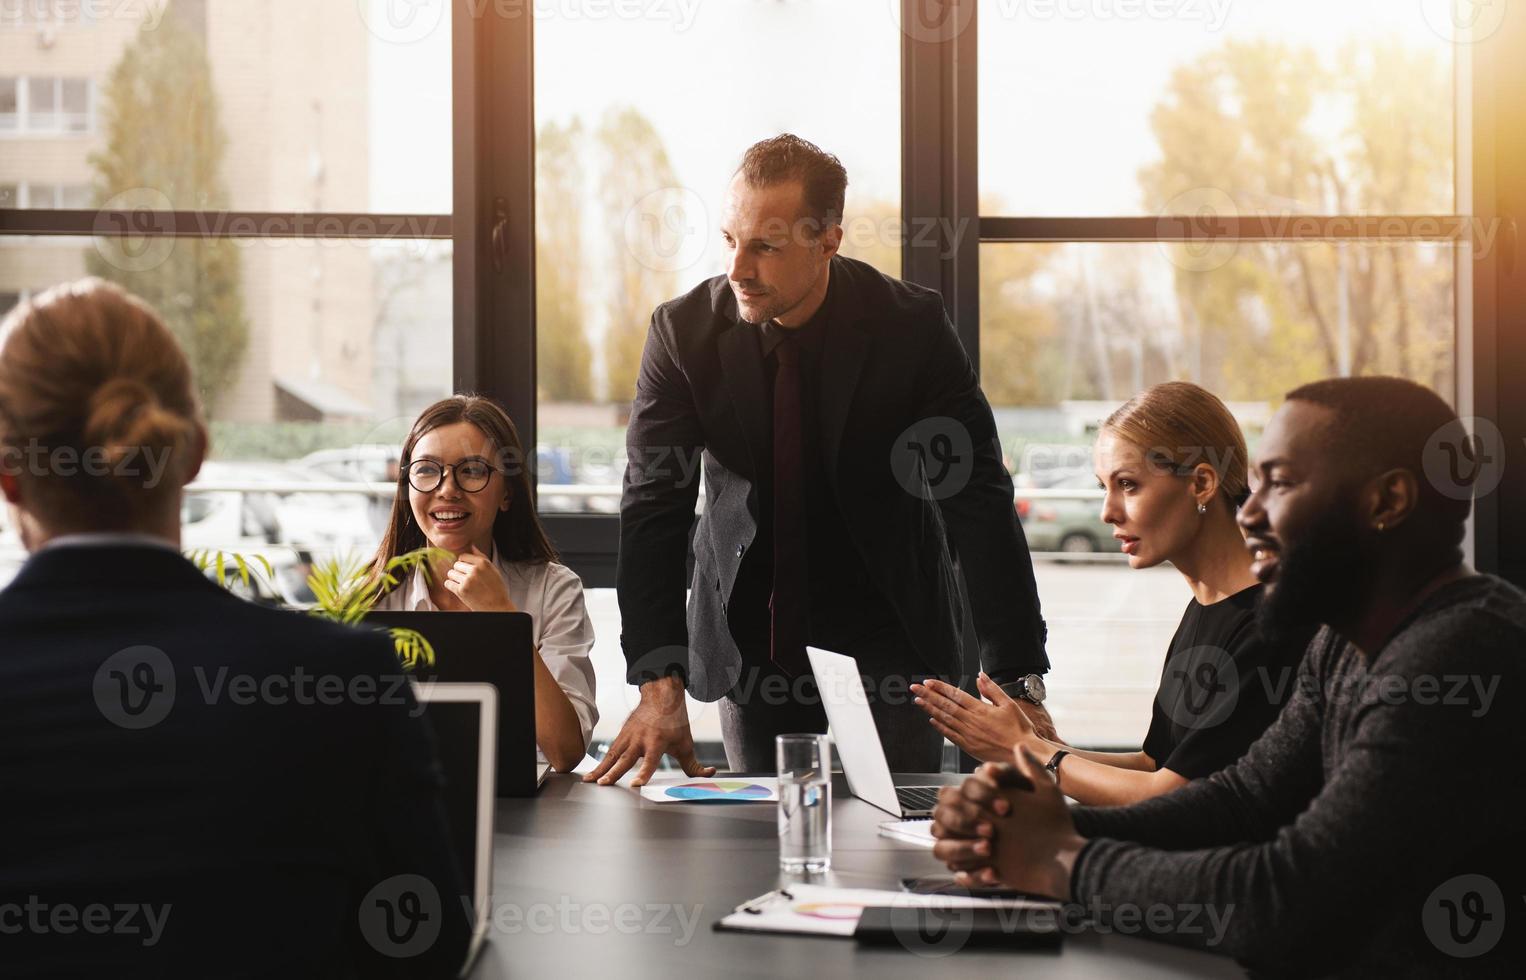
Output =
[
  {"x1": 0, "y1": 544, "x2": 470, "y2": 978},
  {"x1": 618, "y1": 255, "x2": 1049, "y2": 701}
]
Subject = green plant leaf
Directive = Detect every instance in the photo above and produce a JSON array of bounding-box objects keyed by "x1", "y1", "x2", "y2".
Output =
[
  {"x1": 183, "y1": 548, "x2": 277, "y2": 599},
  {"x1": 388, "y1": 627, "x2": 435, "y2": 671}
]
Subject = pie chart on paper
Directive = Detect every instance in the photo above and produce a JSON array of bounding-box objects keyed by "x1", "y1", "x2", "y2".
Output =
[{"x1": 664, "y1": 780, "x2": 774, "y2": 802}]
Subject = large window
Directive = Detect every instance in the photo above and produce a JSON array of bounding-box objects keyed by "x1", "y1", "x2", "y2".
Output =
[
  {"x1": 976, "y1": 0, "x2": 1471, "y2": 744},
  {"x1": 0, "y1": 0, "x2": 453, "y2": 598},
  {"x1": 533, "y1": 0, "x2": 903, "y2": 516},
  {"x1": 978, "y1": 0, "x2": 1456, "y2": 215},
  {"x1": 1, "y1": 1, "x2": 1519, "y2": 758}
]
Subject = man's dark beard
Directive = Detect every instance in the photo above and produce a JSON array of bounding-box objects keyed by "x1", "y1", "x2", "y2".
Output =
[{"x1": 1256, "y1": 504, "x2": 1381, "y2": 652}]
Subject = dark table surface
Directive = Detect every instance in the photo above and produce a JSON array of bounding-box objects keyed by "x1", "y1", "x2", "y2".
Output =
[{"x1": 468, "y1": 772, "x2": 1241, "y2": 979}]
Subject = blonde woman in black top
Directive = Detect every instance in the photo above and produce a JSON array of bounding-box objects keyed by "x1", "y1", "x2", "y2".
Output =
[{"x1": 914, "y1": 382, "x2": 1304, "y2": 806}]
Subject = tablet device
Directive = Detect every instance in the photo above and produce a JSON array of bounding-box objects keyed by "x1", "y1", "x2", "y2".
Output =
[{"x1": 853, "y1": 905, "x2": 1064, "y2": 951}]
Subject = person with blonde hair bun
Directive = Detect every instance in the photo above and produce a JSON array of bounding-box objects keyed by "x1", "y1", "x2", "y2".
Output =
[
  {"x1": 914, "y1": 381, "x2": 1306, "y2": 805},
  {"x1": 0, "y1": 279, "x2": 469, "y2": 976}
]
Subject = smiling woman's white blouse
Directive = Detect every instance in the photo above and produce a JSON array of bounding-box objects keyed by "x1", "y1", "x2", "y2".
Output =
[{"x1": 373, "y1": 544, "x2": 599, "y2": 756}]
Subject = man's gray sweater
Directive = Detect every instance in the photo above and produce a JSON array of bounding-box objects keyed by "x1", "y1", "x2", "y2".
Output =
[{"x1": 1071, "y1": 574, "x2": 1525, "y2": 977}]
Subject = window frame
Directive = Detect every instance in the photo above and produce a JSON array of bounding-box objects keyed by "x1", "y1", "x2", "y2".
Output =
[{"x1": 0, "y1": 0, "x2": 1520, "y2": 588}]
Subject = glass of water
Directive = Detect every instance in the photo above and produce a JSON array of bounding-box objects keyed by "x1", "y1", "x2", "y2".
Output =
[{"x1": 777, "y1": 733, "x2": 832, "y2": 874}]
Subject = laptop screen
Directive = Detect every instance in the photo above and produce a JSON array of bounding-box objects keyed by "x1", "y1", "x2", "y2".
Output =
[{"x1": 415, "y1": 682, "x2": 497, "y2": 925}]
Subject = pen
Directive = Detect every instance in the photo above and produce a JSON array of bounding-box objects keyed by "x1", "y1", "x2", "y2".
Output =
[{"x1": 733, "y1": 889, "x2": 794, "y2": 915}]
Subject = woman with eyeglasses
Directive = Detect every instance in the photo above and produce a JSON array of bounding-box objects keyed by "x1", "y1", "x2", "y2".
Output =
[{"x1": 370, "y1": 395, "x2": 597, "y2": 772}]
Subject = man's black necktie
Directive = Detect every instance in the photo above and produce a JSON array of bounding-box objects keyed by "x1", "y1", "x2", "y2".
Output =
[{"x1": 770, "y1": 331, "x2": 809, "y2": 677}]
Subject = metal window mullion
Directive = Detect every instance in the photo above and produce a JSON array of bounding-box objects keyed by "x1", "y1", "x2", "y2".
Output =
[
  {"x1": 0, "y1": 209, "x2": 451, "y2": 239},
  {"x1": 979, "y1": 215, "x2": 1474, "y2": 244},
  {"x1": 903, "y1": 0, "x2": 979, "y2": 357},
  {"x1": 470, "y1": 2, "x2": 536, "y2": 453}
]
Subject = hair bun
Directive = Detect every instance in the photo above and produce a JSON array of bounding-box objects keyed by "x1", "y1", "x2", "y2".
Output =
[{"x1": 83, "y1": 377, "x2": 188, "y2": 467}]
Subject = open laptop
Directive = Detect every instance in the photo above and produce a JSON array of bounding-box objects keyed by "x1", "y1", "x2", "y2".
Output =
[
  {"x1": 414, "y1": 681, "x2": 497, "y2": 977},
  {"x1": 807, "y1": 647, "x2": 945, "y2": 818},
  {"x1": 366, "y1": 611, "x2": 550, "y2": 795}
]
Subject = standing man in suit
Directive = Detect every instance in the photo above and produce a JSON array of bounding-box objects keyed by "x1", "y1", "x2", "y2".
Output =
[{"x1": 586, "y1": 135, "x2": 1050, "y2": 783}]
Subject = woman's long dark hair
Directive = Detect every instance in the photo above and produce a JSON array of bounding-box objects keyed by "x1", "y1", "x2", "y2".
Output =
[{"x1": 367, "y1": 395, "x2": 559, "y2": 597}]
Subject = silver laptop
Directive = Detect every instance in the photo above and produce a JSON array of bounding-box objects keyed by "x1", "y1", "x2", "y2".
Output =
[
  {"x1": 807, "y1": 647, "x2": 945, "y2": 818},
  {"x1": 414, "y1": 681, "x2": 497, "y2": 976}
]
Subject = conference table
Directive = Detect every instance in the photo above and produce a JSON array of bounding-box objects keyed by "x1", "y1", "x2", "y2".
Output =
[{"x1": 469, "y1": 772, "x2": 1241, "y2": 978}]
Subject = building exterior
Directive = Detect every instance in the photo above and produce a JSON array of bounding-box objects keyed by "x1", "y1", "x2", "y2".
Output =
[{"x1": 0, "y1": 0, "x2": 376, "y2": 424}]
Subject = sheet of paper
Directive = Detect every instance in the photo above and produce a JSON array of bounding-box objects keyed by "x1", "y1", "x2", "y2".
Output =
[
  {"x1": 877, "y1": 818, "x2": 935, "y2": 847},
  {"x1": 715, "y1": 884, "x2": 1055, "y2": 937},
  {"x1": 638, "y1": 775, "x2": 780, "y2": 804}
]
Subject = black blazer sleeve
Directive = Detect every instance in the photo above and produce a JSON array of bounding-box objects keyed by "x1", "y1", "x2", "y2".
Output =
[
  {"x1": 915, "y1": 304, "x2": 1049, "y2": 676},
  {"x1": 616, "y1": 309, "x2": 704, "y2": 685}
]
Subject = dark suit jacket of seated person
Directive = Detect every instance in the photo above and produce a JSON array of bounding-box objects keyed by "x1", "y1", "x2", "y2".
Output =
[
  {"x1": 0, "y1": 280, "x2": 470, "y2": 979},
  {"x1": 616, "y1": 247, "x2": 1049, "y2": 751}
]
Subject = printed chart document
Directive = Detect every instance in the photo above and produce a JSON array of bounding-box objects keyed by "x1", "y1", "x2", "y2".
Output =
[
  {"x1": 637, "y1": 775, "x2": 780, "y2": 804},
  {"x1": 715, "y1": 884, "x2": 1057, "y2": 938}
]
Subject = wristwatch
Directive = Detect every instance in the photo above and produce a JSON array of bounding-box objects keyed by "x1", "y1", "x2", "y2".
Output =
[
  {"x1": 1006, "y1": 673, "x2": 1047, "y2": 706},
  {"x1": 1044, "y1": 749, "x2": 1069, "y2": 778}
]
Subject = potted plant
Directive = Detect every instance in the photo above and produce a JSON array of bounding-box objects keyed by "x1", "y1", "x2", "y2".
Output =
[{"x1": 186, "y1": 547, "x2": 451, "y2": 670}]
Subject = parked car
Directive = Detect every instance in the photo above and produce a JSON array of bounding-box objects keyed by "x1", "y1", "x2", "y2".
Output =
[
  {"x1": 297, "y1": 444, "x2": 400, "y2": 484},
  {"x1": 1015, "y1": 472, "x2": 1108, "y2": 554},
  {"x1": 1018, "y1": 443, "x2": 1094, "y2": 489},
  {"x1": 188, "y1": 459, "x2": 379, "y2": 567}
]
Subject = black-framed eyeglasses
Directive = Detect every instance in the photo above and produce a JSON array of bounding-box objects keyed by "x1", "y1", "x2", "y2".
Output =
[{"x1": 405, "y1": 457, "x2": 498, "y2": 494}]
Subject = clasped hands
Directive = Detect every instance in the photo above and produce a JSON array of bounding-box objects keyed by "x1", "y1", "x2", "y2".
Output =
[
  {"x1": 912, "y1": 673, "x2": 1083, "y2": 900},
  {"x1": 929, "y1": 751, "x2": 1086, "y2": 902}
]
